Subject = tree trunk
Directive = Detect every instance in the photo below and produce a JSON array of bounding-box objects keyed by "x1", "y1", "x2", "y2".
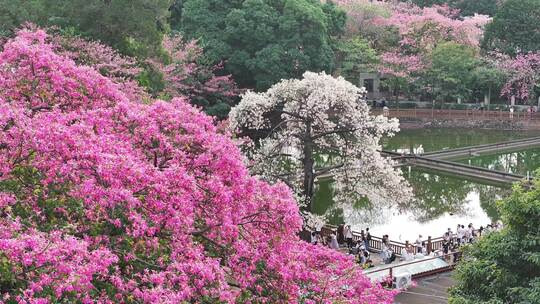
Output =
[{"x1": 303, "y1": 120, "x2": 315, "y2": 212}]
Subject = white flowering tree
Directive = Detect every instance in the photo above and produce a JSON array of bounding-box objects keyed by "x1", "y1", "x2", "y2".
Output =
[{"x1": 229, "y1": 72, "x2": 412, "y2": 224}]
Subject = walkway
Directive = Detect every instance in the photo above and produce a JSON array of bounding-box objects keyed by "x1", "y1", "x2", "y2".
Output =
[
  {"x1": 383, "y1": 152, "x2": 527, "y2": 185},
  {"x1": 393, "y1": 272, "x2": 454, "y2": 304},
  {"x1": 318, "y1": 137, "x2": 537, "y2": 185},
  {"x1": 363, "y1": 255, "x2": 453, "y2": 282},
  {"x1": 379, "y1": 136, "x2": 540, "y2": 185},
  {"x1": 420, "y1": 136, "x2": 540, "y2": 160}
]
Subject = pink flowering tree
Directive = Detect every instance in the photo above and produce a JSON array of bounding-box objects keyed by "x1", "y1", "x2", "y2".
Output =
[
  {"x1": 494, "y1": 52, "x2": 540, "y2": 103},
  {"x1": 49, "y1": 31, "x2": 146, "y2": 101},
  {"x1": 0, "y1": 28, "x2": 397, "y2": 303},
  {"x1": 375, "y1": 3, "x2": 490, "y2": 99},
  {"x1": 335, "y1": 0, "x2": 397, "y2": 50},
  {"x1": 152, "y1": 35, "x2": 238, "y2": 119},
  {"x1": 7, "y1": 25, "x2": 239, "y2": 118}
]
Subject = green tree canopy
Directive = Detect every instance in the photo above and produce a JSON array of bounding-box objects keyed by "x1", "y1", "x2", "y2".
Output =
[
  {"x1": 172, "y1": 0, "x2": 346, "y2": 90},
  {"x1": 407, "y1": 0, "x2": 448, "y2": 8},
  {"x1": 0, "y1": 0, "x2": 171, "y2": 57},
  {"x1": 0, "y1": 0, "x2": 45, "y2": 37},
  {"x1": 427, "y1": 42, "x2": 478, "y2": 101},
  {"x1": 333, "y1": 37, "x2": 379, "y2": 85},
  {"x1": 470, "y1": 58, "x2": 505, "y2": 103},
  {"x1": 404, "y1": 0, "x2": 498, "y2": 17},
  {"x1": 449, "y1": 178, "x2": 540, "y2": 304},
  {"x1": 453, "y1": 0, "x2": 499, "y2": 17},
  {"x1": 482, "y1": 0, "x2": 540, "y2": 56}
]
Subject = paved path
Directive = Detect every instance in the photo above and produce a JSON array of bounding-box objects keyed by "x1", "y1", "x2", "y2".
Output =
[
  {"x1": 394, "y1": 272, "x2": 455, "y2": 304},
  {"x1": 378, "y1": 136, "x2": 540, "y2": 185}
]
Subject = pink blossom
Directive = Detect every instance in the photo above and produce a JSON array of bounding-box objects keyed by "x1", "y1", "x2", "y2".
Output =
[
  {"x1": 374, "y1": 2, "x2": 490, "y2": 79},
  {"x1": 0, "y1": 29, "x2": 396, "y2": 303},
  {"x1": 494, "y1": 51, "x2": 540, "y2": 101}
]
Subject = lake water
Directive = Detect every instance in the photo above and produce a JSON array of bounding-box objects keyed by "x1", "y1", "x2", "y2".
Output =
[
  {"x1": 313, "y1": 128, "x2": 539, "y2": 241},
  {"x1": 456, "y1": 147, "x2": 540, "y2": 176},
  {"x1": 382, "y1": 128, "x2": 538, "y2": 153}
]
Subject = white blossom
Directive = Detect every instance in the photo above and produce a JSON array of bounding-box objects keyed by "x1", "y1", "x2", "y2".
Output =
[{"x1": 230, "y1": 72, "x2": 413, "y2": 225}]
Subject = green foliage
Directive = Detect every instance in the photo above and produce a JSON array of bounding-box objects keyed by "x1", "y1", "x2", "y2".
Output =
[
  {"x1": 334, "y1": 37, "x2": 379, "y2": 85},
  {"x1": 172, "y1": 0, "x2": 345, "y2": 90},
  {"x1": 471, "y1": 62, "x2": 504, "y2": 92},
  {"x1": 406, "y1": 0, "x2": 499, "y2": 16},
  {"x1": 53, "y1": 0, "x2": 172, "y2": 57},
  {"x1": 392, "y1": 102, "x2": 418, "y2": 109},
  {"x1": 427, "y1": 42, "x2": 478, "y2": 101},
  {"x1": 381, "y1": 77, "x2": 411, "y2": 101},
  {"x1": 341, "y1": 1, "x2": 398, "y2": 52},
  {"x1": 470, "y1": 60, "x2": 505, "y2": 103},
  {"x1": 0, "y1": 166, "x2": 86, "y2": 233},
  {"x1": 0, "y1": 0, "x2": 171, "y2": 57},
  {"x1": 453, "y1": 0, "x2": 499, "y2": 17},
  {"x1": 0, "y1": 0, "x2": 46, "y2": 36},
  {"x1": 408, "y1": 0, "x2": 449, "y2": 8},
  {"x1": 204, "y1": 102, "x2": 231, "y2": 120},
  {"x1": 137, "y1": 65, "x2": 166, "y2": 97},
  {"x1": 482, "y1": 0, "x2": 540, "y2": 55},
  {"x1": 449, "y1": 176, "x2": 540, "y2": 304}
]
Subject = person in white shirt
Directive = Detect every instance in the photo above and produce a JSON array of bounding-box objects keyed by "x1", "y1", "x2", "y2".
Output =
[
  {"x1": 464, "y1": 227, "x2": 471, "y2": 243},
  {"x1": 467, "y1": 224, "x2": 475, "y2": 243},
  {"x1": 344, "y1": 225, "x2": 353, "y2": 248},
  {"x1": 457, "y1": 224, "x2": 465, "y2": 244},
  {"x1": 310, "y1": 231, "x2": 318, "y2": 245},
  {"x1": 415, "y1": 234, "x2": 423, "y2": 253},
  {"x1": 403, "y1": 244, "x2": 414, "y2": 261},
  {"x1": 329, "y1": 233, "x2": 339, "y2": 250}
]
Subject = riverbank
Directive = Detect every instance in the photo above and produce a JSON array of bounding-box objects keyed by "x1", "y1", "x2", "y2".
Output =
[
  {"x1": 373, "y1": 109, "x2": 540, "y2": 130},
  {"x1": 399, "y1": 119, "x2": 538, "y2": 130}
]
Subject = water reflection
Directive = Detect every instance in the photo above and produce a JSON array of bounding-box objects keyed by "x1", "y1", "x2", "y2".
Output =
[
  {"x1": 313, "y1": 168, "x2": 508, "y2": 240},
  {"x1": 382, "y1": 128, "x2": 536, "y2": 153},
  {"x1": 457, "y1": 148, "x2": 540, "y2": 176},
  {"x1": 311, "y1": 128, "x2": 533, "y2": 240}
]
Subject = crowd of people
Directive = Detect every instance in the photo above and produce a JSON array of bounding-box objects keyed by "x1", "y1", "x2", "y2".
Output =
[
  {"x1": 308, "y1": 221, "x2": 504, "y2": 268},
  {"x1": 309, "y1": 225, "x2": 375, "y2": 269},
  {"x1": 438, "y1": 222, "x2": 503, "y2": 260}
]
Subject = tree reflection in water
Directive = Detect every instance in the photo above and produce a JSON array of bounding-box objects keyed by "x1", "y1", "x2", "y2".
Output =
[
  {"x1": 382, "y1": 128, "x2": 536, "y2": 153},
  {"x1": 313, "y1": 167, "x2": 507, "y2": 227},
  {"x1": 457, "y1": 148, "x2": 540, "y2": 176}
]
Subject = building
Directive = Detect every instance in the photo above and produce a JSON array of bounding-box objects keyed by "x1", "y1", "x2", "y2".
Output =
[{"x1": 359, "y1": 72, "x2": 392, "y2": 100}]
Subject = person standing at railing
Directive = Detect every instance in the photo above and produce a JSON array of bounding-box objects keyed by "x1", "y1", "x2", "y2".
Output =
[
  {"x1": 442, "y1": 231, "x2": 451, "y2": 254},
  {"x1": 420, "y1": 241, "x2": 428, "y2": 256},
  {"x1": 310, "y1": 231, "x2": 318, "y2": 245},
  {"x1": 467, "y1": 223, "x2": 475, "y2": 243},
  {"x1": 463, "y1": 226, "x2": 471, "y2": 245},
  {"x1": 329, "y1": 232, "x2": 339, "y2": 250},
  {"x1": 337, "y1": 224, "x2": 345, "y2": 246},
  {"x1": 415, "y1": 234, "x2": 423, "y2": 254},
  {"x1": 457, "y1": 224, "x2": 465, "y2": 245},
  {"x1": 344, "y1": 225, "x2": 353, "y2": 248},
  {"x1": 365, "y1": 228, "x2": 371, "y2": 252},
  {"x1": 402, "y1": 243, "x2": 414, "y2": 261}
]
